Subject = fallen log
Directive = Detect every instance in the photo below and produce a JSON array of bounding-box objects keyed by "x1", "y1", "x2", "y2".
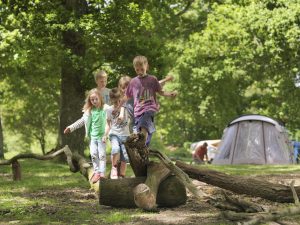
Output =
[
  {"x1": 99, "y1": 175, "x2": 187, "y2": 208},
  {"x1": 176, "y1": 160, "x2": 300, "y2": 203},
  {"x1": 133, "y1": 161, "x2": 171, "y2": 210}
]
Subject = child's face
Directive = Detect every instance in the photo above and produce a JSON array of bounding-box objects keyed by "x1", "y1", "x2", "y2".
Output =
[
  {"x1": 90, "y1": 93, "x2": 101, "y2": 108},
  {"x1": 96, "y1": 77, "x2": 107, "y2": 88},
  {"x1": 119, "y1": 84, "x2": 127, "y2": 95},
  {"x1": 134, "y1": 63, "x2": 147, "y2": 77}
]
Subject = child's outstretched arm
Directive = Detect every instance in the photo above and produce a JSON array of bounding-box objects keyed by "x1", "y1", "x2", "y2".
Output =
[
  {"x1": 158, "y1": 90, "x2": 178, "y2": 98},
  {"x1": 63, "y1": 117, "x2": 85, "y2": 134},
  {"x1": 159, "y1": 75, "x2": 174, "y2": 87}
]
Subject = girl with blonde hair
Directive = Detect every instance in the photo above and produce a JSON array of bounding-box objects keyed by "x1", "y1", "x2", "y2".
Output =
[{"x1": 64, "y1": 88, "x2": 109, "y2": 183}]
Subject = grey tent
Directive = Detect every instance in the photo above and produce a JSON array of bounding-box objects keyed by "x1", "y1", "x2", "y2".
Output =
[{"x1": 213, "y1": 115, "x2": 293, "y2": 164}]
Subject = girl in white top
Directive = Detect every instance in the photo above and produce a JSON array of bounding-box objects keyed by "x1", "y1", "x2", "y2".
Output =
[{"x1": 104, "y1": 88, "x2": 130, "y2": 179}]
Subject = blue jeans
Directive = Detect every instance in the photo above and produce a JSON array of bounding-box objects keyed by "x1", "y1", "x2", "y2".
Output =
[
  {"x1": 90, "y1": 139, "x2": 106, "y2": 174},
  {"x1": 134, "y1": 111, "x2": 155, "y2": 146},
  {"x1": 109, "y1": 135, "x2": 129, "y2": 163}
]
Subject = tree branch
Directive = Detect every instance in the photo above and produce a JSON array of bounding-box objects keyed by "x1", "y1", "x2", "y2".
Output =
[
  {"x1": 175, "y1": 0, "x2": 195, "y2": 17},
  {"x1": 0, "y1": 146, "x2": 68, "y2": 165}
]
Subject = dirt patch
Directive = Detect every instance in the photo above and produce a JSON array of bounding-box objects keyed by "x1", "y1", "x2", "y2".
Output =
[{"x1": 13, "y1": 174, "x2": 300, "y2": 225}]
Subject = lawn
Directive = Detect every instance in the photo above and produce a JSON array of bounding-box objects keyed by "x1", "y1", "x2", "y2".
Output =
[{"x1": 1, "y1": 154, "x2": 300, "y2": 225}]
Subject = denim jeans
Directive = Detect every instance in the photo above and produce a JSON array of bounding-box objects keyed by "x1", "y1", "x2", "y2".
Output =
[
  {"x1": 90, "y1": 139, "x2": 106, "y2": 174},
  {"x1": 109, "y1": 135, "x2": 129, "y2": 162}
]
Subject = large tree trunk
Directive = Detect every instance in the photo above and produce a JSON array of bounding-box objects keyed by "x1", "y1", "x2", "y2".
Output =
[
  {"x1": 58, "y1": 0, "x2": 88, "y2": 155},
  {"x1": 100, "y1": 176, "x2": 187, "y2": 208},
  {"x1": 176, "y1": 161, "x2": 300, "y2": 203},
  {"x1": 0, "y1": 116, "x2": 4, "y2": 159}
]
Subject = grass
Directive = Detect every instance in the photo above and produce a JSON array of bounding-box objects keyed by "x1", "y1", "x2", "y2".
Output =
[
  {"x1": 0, "y1": 159, "x2": 142, "y2": 225},
  {"x1": 198, "y1": 164, "x2": 300, "y2": 175},
  {"x1": 1, "y1": 142, "x2": 300, "y2": 224}
]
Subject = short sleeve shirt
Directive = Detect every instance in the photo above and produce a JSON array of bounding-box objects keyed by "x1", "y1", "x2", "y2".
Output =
[
  {"x1": 125, "y1": 75, "x2": 162, "y2": 117},
  {"x1": 106, "y1": 105, "x2": 130, "y2": 136},
  {"x1": 100, "y1": 88, "x2": 111, "y2": 105}
]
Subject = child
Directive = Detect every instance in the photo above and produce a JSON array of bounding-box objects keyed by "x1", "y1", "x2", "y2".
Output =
[
  {"x1": 104, "y1": 87, "x2": 130, "y2": 179},
  {"x1": 118, "y1": 76, "x2": 135, "y2": 132},
  {"x1": 64, "y1": 88, "x2": 109, "y2": 183},
  {"x1": 94, "y1": 70, "x2": 111, "y2": 105},
  {"x1": 121, "y1": 55, "x2": 177, "y2": 146},
  {"x1": 118, "y1": 74, "x2": 174, "y2": 133}
]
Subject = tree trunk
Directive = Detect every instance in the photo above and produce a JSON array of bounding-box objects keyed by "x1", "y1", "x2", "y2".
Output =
[
  {"x1": 0, "y1": 116, "x2": 4, "y2": 159},
  {"x1": 58, "y1": 0, "x2": 87, "y2": 155},
  {"x1": 99, "y1": 175, "x2": 187, "y2": 208},
  {"x1": 176, "y1": 161, "x2": 300, "y2": 203},
  {"x1": 12, "y1": 160, "x2": 21, "y2": 181}
]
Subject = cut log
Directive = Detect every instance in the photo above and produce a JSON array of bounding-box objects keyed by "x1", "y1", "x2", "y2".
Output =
[
  {"x1": 133, "y1": 161, "x2": 171, "y2": 210},
  {"x1": 176, "y1": 160, "x2": 300, "y2": 203},
  {"x1": 99, "y1": 175, "x2": 187, "y2": 208},
  {"x1": 124, "y1": 133, "x2": 149, "y2": 177}
]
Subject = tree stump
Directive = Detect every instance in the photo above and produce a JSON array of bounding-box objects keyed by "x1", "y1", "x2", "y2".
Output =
[
  {"x1": 99, "y1": 175, "x2": 187, "y2": 208},
  {"x1": 124, "y1": 133, "x2": 149, "y2": 177}
]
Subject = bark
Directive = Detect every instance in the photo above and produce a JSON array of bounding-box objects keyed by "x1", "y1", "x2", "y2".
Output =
[
  {"x1": 124, "y1": 133, "x2": 149, "y2": 177},
  {"x1": 99, "y1": 175, "x2": 187, "y2": 208},
  {"x1": 0, "y1": 116, "x2": 4, "y2": 159},
  {"x1": 58, "y1": 0, "x2": 87, "y2": 155},
  {"x1": 176, "y1": 160, "x2": 300, "y2": 203},
  {"x1": 133, "y1": 161, "x2": 171, "y2": 210},
  {"x1": 12, "y1": 161, "x2": 21, "y2": 181}
]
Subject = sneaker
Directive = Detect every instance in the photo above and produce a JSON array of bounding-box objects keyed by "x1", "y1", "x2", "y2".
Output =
[
  {"x1": 91, "y1": 172, "x2": 101, "y2": 184},
  {"x1": 110, "y1": 166, "x2": 118, "y2": 179}
]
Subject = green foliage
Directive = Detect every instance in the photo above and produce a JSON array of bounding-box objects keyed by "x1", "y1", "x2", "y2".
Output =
[
  {"x1": 1, "y1": 0, "x2": 300, "y2": 150},
  {"x1": 158, "y1": 0, "x2": 300, "y2": 145}
]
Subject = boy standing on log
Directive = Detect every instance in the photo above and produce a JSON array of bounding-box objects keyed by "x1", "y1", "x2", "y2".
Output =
[{"x1": 120, "y1": 55, "x2": 177, "y2": 146}]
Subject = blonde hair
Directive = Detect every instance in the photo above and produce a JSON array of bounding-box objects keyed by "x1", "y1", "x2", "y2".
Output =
[
  {"x1": 109, "y1": 87, "x2": 122, "y2": 105},
  {"x1": 82, "y1": 88, "x2": 104, "y2": 112},
  {"x1": 94, "y1": 70, "x2": 107, "y2": 82},
  {"x1": 118, "y1": 75, "x2": 131, "y2": 89},
  {"x1": 133, "y1": 55, "x2": 148, "y2": 68}
]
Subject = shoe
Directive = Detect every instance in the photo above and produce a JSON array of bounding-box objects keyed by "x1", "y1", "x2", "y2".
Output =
[
  {"x1": 118, "y1": 175, "x2": 125, "y2": 179},
  {"x1": 110, "y1": 166, "x2": 118, "y2": 179},
  {"x1": 91, "y1": 172, "x2": 101, "y2": 184}
]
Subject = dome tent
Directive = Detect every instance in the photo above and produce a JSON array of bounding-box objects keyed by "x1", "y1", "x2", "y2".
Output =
[{"x1": 213, "y1": 115, "x2": 293, "y2": 165}]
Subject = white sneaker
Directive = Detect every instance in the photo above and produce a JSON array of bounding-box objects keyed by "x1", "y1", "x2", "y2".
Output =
[{"x1": 110, "y1": 166, "x2": 118, "y2": 179}]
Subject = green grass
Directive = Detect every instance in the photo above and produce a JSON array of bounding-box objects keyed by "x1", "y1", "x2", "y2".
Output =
[
  {"x1": 197, "y1": 164, "x2": 300, "y2": 175},
  {"x1": 1, "y1": 143, "x2": 300, "y2": 224},
  {"x1": 0, "y1": 159, "x2": 141, "y2": 225}
]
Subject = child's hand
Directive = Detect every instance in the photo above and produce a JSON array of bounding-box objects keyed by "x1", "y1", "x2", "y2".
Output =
[
  {"x1": 64, "y1": 127, "x2": 71, "y2": 134},
  {"x1": 117, "y1": 116, "x2": 124, "y2": 124},
  {"x1": 170, "y1": 90, "x2": 178, "y2": 97},
  {"x1": 102, "y1": 135, "x2": 107, "y2": 143},
  {"x1": 165, "y1": 75, "x2": 174, "y2": 82}
]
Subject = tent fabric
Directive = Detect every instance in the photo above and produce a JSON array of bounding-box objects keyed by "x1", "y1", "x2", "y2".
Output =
[{"x1": 213, "y1": 115, "x2": 293, "y2": 165}]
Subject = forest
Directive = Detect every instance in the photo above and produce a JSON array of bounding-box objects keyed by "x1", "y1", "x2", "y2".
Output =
[{"x1": 1, "y1": 0, "x2": 300, "y2": 156}]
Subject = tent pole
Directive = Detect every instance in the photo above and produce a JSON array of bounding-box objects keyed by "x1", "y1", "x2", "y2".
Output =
[{"x1": 262, "y1": 122, "x2": 267, "y2": 163}]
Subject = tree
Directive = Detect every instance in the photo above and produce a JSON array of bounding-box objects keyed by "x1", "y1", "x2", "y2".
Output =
[
  {"x1": 0, "y1": 116, "x2": 4, "y2": 159},
  {"x1": 158, "y1": 0, "x2": 300, "y2": 144}
]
